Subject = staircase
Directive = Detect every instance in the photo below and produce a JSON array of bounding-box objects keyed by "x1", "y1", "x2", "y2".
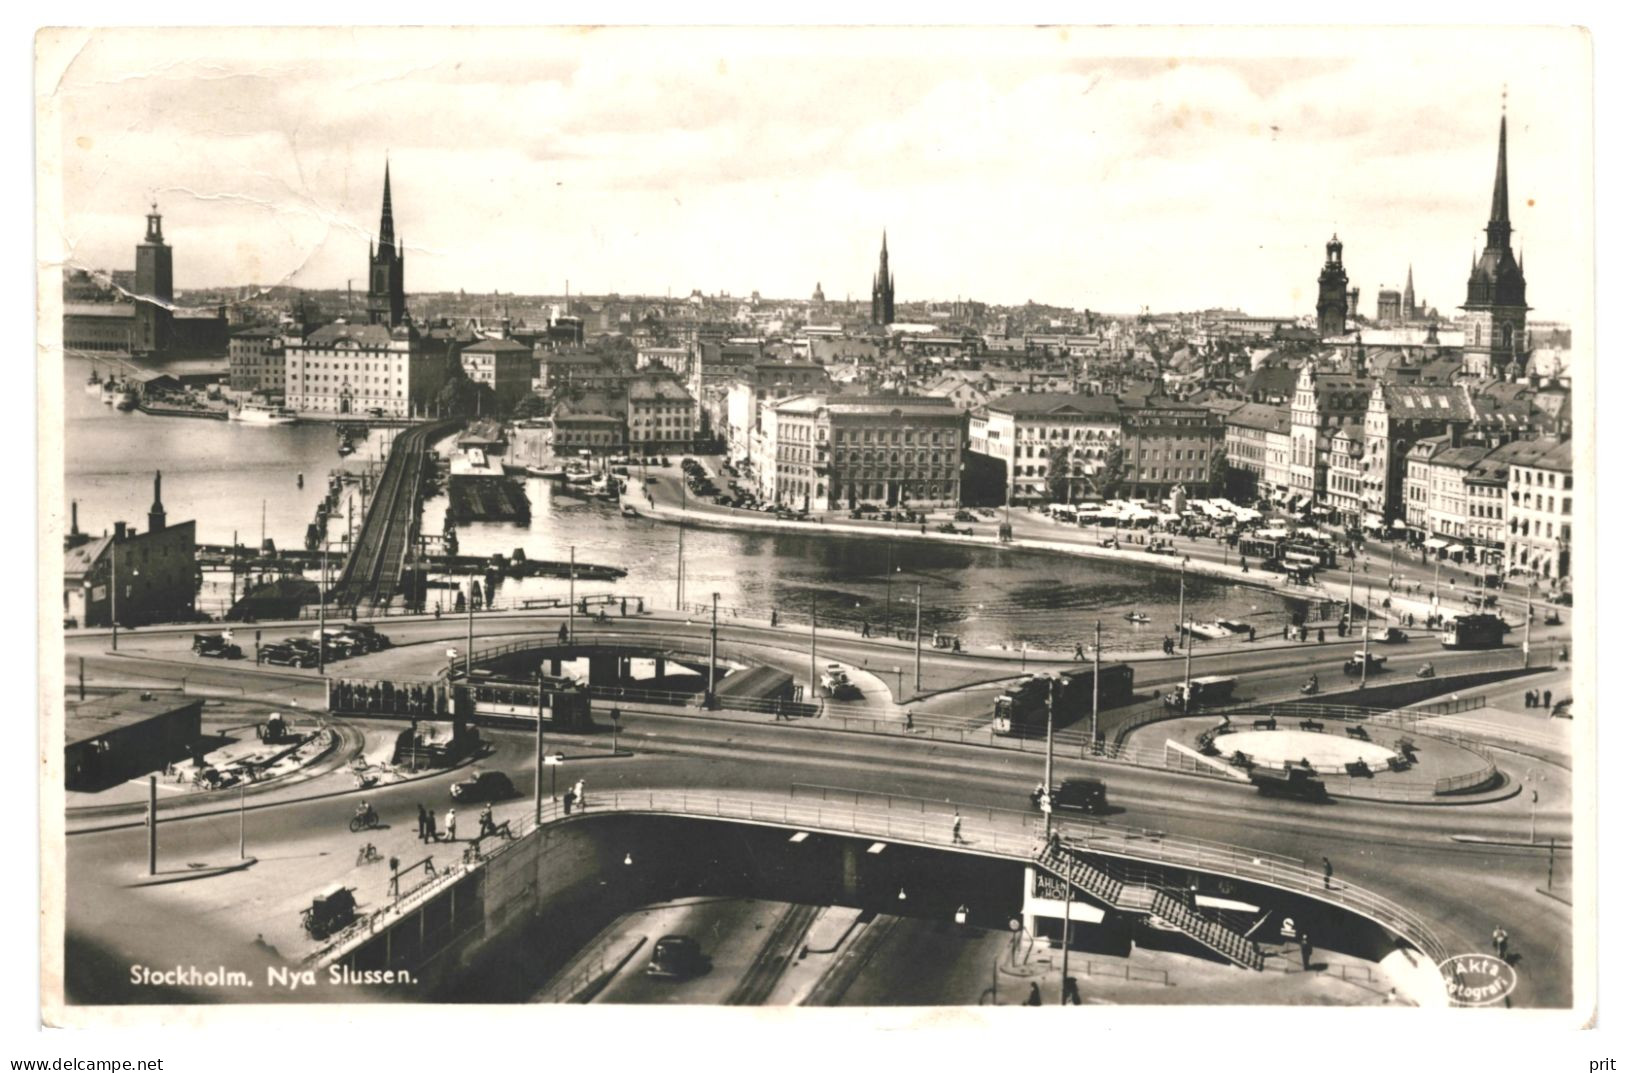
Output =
[
  {"x1": 1031, "y1": 843, "x2": 1264, "y2": 972},
  {"x1": 1149, "y1": 890, "x2": 1265, "y2": 971}
]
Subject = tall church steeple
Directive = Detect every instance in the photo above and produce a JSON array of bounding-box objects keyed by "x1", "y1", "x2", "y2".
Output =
[
  {"x1": 871, "y1": 230, "x2": 895, "y2": 326},
  {"x1": 1461, "y1": 97, "x2": 1529, "y2": 380},
  {"x1": 366, "y1": 159, "x2": 406, "y2": 328}
]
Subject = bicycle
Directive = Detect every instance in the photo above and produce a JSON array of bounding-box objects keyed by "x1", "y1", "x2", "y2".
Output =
[{"x1": 356, "y1": 842, "x2": 382, "y2": 865}]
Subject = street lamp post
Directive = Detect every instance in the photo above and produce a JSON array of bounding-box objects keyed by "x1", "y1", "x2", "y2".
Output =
[
  {"x1": 1043, "y1": 676, "x2": 1056, "y2": 839},
  {"x1": 568, "y1": 545, "x2": 576, "y2": 640},
  {"x1": 1523, "y1": 574, "x2": 1533, "y2": 669},
  {"x1": 317, "y1": 539, "x2": 328, "y2": 674},
  {"x1": 809, "y1": 592, "x2": 818, "y2": 704},
  {"x1": 1090, "y1": 620, "x2": 1102, "y2": 755},
  {"x1": 465, "y1": 576, "x2": 474, "y2": 677},
  {"x1": 910, "y1": 582, "x2": 923, "y2": 692},
  {"x1": 1175, "y1": 558, "x2": 1185, "y2": 649},
  {"x1": 708, "y1": 592, "x2": 719, "y2": 698},
  {"x1": 535, "y1": 668, "x2": 545, "y2": 826},
  {"x1": 109, "y1": 539, "x2": 118, "y2": 651},
  {"x1": 1361, "y1": 582, "x2": 1371, "y2": 688}
]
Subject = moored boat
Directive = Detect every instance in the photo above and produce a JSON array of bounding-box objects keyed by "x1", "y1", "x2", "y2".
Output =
[{"x1": 231, "y1": 402, "x2": 300, "y2": 426}]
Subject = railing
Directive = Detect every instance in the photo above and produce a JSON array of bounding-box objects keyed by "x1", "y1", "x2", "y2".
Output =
[
  {"x1": 1079, "y1": 959, "x2": 1171, "y2": 986},
  {"x1": 310, "y1": 784, "x2": 1450, "y2": 972}
]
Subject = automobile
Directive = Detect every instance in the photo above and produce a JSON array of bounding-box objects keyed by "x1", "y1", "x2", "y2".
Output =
[
  {"x1": 646, "y1": 934, "x2": 709, "y2": 979},
  {"x1": 192, "y1": 633, "x2": 243, "y2": 659},
  {"x1": 954, "y1": 510, "x2": 975, "y2": 523},
  {"x1": 1031, "y1": 777, "x2": 1109, "y2": 815},
  {"x1": 1375, "y1": 627, "x2": 1409, "y2": 643},
  {"x1": 1343, "y1": 651, "x2": 1388, "y2": 675},
  {"x1": 716, "y1": 495, "x2": 734, "y2": 507},
  {"x1": 450, "y1": 770, "x2": 516, "y2": 802},
  {"x1": 262, "y1": 644, "x2": 316, "y2": 668}
]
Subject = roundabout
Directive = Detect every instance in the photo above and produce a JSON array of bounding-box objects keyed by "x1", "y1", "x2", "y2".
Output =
[{"x1": 1214, "y1": 728, "x2": 1398, "y2": 771}]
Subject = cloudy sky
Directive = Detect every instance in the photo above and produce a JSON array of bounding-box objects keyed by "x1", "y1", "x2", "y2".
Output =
[{"x1": 40, "y1": 26, "x2": 1591, "y2": 321}]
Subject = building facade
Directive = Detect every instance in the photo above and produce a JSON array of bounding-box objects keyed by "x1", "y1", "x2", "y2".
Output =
[
  {"x1": 1505, "y1": 437, "x2": 1571, "y2": 584},
  {"x1": 1222, "y1": 402, "x2": 1291, "y2": 501},
  {"x1": 627, "y1": 376, "x2": 697, "y2": 453},
  {"x1": 1288, "y1": 363, "x2": 1371, "y2": 508},
  {"x1": 1117, "y1": 383, "x2": 1222, "y2": 501},
  {"x1": 284, "y1": 322, "x2": 446, "y2": 417},
  {"x1": 459, "y1": 338, "x2": 533, "y2": 410},
  {"x1": 973, "y1": 393, "x2": 1122, "y2": 503},
  {"x1": 63, "y1": 473, "x2": 196, "y2": 628},
  {"x1": 227, "y1": 326, "x2": 286, "y2": 395},
  {"x1": 767, "y1": 395, "x2": 964, "y2": 511}
]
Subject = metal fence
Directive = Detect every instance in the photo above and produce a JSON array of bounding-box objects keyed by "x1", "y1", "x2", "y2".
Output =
[{"x1": 312, "y1": 785, "x2": 1449, "y2": 971}]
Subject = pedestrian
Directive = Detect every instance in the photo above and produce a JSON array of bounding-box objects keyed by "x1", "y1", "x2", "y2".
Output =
[
  {"x1": 620, "y1": 598, "x2": 627, "y2": 617},
  {"x1": 563, "y1": 788, "x2": 576, "y2": 816},
  {"x1": 1062, "y1": 976, "x2": 1081, "y2": 1005},
  {"x1": 443, "y1": 808, "x2": 456, "y2": 843},
  {"x1": 862, "y1": 621, "x2": 871, "y2": 638},
  {"x1": 1283, "y1": 624, "x2": 1291, "y2": 641},
  {"x1": 770, "y1": 609, "x2": 778, "y2": 627},
  {"x1": 637, "y1": 598, "x2": 645, "y2": 613},
  {"x1": 558, "y1": 623, "x2": 568, "y2": 644},
  {"x1": 1493, "y1": 925, "x2": 1509, "y2": 960},
  {"x1": 425, "y1": 808, "x2": 438, "y2": 842},
  {"x1": 1322, "y1": 856, "x2": 1333, "y2": 890},
  {"x1": 416, "y1": 804, "x2": 428, "y2": 841},
  {"x1": 479, "y1": 804, "x2": 496, "y2": 839},
  {"x1": 1317, "y1": 628, "x2": 1325, "y2": 643},
  {"x1": 1543, "y1": 689, "x2": 1552, "y2": 708},
  {"x1": 905, "y1": 711, "x2": 914, "y2": 732},
  {"x1": 1024, "y1": 982, "x2": 1042, "y2": 1006},
  {"x1": 1524, "y1": 690, "x2": 1533, "y2": 709},
  {"x1": 1248, "y1": 625, "x2": 1256, "y2": 643},
  {"x1": 574, "y1": 779, "x2": 586, "y2": 811},
  {"x1": 1299, "y1": 932, "x2": 1312, "y2": 971},
  {"x1": 951, "y1": 811, "x2": 965, "y2": 844},
  {"x1": 1074, "y1": 643, "x2": 1085, "y2": 661}
]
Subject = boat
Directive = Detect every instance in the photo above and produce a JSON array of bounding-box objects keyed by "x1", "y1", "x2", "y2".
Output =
[
  {"x1": 114, "y1": 389, "x2": 138, "y2": 411},
  {"x1": 620, "y1": 504, "x2": 640, "y2": 519},
  {"x1": 84, "y1": 368, "x2": 103, "y2": 394},
  {"x1": 1123, "y1": 612, "x2": 1151, "y2": 624},
  {"x1": 564, "y1": 464, "x2": 594, "y2": 485},
  {"x1": 525, "y1": 464, "x2": 566, "y2": 479},
  {"x1": 231, "y1": 402, "x2": 299, "y2": 426},
  {"x1": 337, "y1": 440, "x2": 355, "y2": 456},
  {"x1": 101, "y1": 379, "x2": 118, "y2": 405}
]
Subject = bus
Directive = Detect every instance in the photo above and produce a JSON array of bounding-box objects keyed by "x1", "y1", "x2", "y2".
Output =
[
  {"x1": 992, "y1": 663, "x2": 1135, "y2": 735},
  {"x1": 1163, "y1": 674, "x2": 1238, "y2": 711},
  {"x1": 1440, "y1": 613, "x2": 1509, "y2": 650}
]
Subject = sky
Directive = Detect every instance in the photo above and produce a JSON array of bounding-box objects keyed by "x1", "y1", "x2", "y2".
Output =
[{"x1": 39, "y1": 26, "x2": 1593, "y2": 322}]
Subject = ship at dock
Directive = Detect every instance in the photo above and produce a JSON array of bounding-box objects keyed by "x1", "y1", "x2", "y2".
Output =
[{"x1": 230, "y1": 401, "x2": 300, "y2": 426}]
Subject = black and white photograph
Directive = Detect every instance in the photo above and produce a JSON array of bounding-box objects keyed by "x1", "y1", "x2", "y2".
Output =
[{"x1": 34, "y1": 24, "x2": 1594, "y2": 1027}]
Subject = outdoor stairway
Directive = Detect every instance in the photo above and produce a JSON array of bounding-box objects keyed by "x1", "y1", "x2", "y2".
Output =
[
  {"x1": 1031, "y1": 843, "x2": 1263, "y2": 972},
  {"x1": 1034, "y1": 843, "x2": 1124, "y2": 906},
  {"x1": 1149, "y1": 890, "x2": 1265, "y2": 971}
]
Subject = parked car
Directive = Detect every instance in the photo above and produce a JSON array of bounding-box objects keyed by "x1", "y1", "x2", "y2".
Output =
[
  {"x1": 262, "y1": 643, "x2": 316, "y2": 668},
  {"x1": 1375, "y1": 627, "x2": 1408, "y2": 643},
  {"x1": 450, "y1": 770, "x2": 515, "y2": 802},
  {"x1": 646, "y1": 934, "x2": 709, "y2": 979},
  {"x1": 1343, "y1": 651, "x2": 1388, "y2": 675},
  {"x1": 192, "y1": 633, "x2": 243, "y2": 659}
]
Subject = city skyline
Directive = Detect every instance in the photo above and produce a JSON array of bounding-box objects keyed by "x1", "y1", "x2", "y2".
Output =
[{"x1": 47, "y1": 28, "x2": 1590, "y2": 322}]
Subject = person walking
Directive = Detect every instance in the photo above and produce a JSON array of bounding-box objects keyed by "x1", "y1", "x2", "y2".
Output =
[
  {"x1": 905, "y1": 711, "x2": 914, "y2": 732},
  {"x1": 425, "y1": 808, "x2": 438, "y2": 842},
  {"x1": 1299, "y1": 931, "x2": 1313, "y2": 971},
  {"x1": 1543, "y1": 689, "x2": 1552, "y2": 708},
  {"x1": 574, "y1": 779, "x2": 586, "y2": 811},
  {"x1": 1493, "y1": 925, "x2": 1509, "y2": 960},
  {"x1": 1024, "y1": 982, "x2": 1042, "y2": 1006},
  {"x1": 1062, "y1": 976, "x2": 1081, "y2": 1005},
  {"x1": 1317, "y1": 627, "x2": 1325, "y2": 643},
  {"x1": 1322, "y1": 856, "x2": 1334, "y2": 890},
  {"x1": 443, "y1": 808, "x2": 457, "y2": 843},
  {"x1": 563, "y1": 788, "x2": 576, "y2": 816},
  {"x1": 951, "y1": 811, "x2": 965, "y2": 845},
  {"x1": 416, "y1": 804, "x2": 428, "y2": 842},
  {"x1": 1248, "y1": 625, "x2": 1256, "y2": 643}
]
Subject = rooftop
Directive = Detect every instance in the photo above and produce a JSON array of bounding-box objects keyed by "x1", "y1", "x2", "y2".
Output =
[{"x1": 67, "y1": 692, "x2": 203, "y2": 749}]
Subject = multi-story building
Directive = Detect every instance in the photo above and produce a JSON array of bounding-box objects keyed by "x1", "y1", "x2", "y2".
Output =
[
  {"x1": 766, "y1": 395, "x2": 963, "y2": 511},
  {"x1": 1462, "y1": 447, "x2": 1512, "y2": 554},
  {"x1": 626, "y1": 376, "x2": 696, "y2": 454},
  {"x1": 1118, "y1": 382, "x2": 1223, "y2": 502},
  {"x1": 635, "y1": 345, "x2": 693, "y2": 376},
  {"x1": 284, "y1": 322, "x2": 446, "y2": 417},
  {"x1": 1504, "y1": 437, "x2": 1571, "y2": 584},
  {"x1": 62, "y1": 473, "x2": 196, "y2": 628},
  {"x1": 536, "y1": 349, "x2": 628, "y2": 395},
  {"x1": 1362, "y1": 381, "x2": 1476, "y2": 527},
  {"x1": 1288, "y1": 363, "x2": 1371, "y2": 509},
  {"x1": 227, "y1": 326, "x2": 286, "y2": 395},
  {"x1": 1420, "y1": 444, "x2": 1492, "y2": 546},
  {"x1": 1222, "y1": 401, "x2": 1291, "y2": 502},
  {"x1": 971, "y1": 393, "x2": 1122, "y2": 503},
  {"x1": 550, "y1": 392, "x2": 626, "y2": 454},
  {"x1": 1325, "y1": 426, "x2": 1367, "y2": 528},
  {"x1": 460, "y1": 337, "x2": 533, "y2": 411}
]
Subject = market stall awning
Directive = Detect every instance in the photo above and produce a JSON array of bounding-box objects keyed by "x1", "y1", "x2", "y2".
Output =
[
  {"x1": 1362, "y1": 512, "x2": 1386, "y2": 530},
  {"x1": 1446, "y1": 544, "x2": 1468, "y2": 554},
  {"x1": 1424, "y1": 537, "x2": 1449, "y2": 550}
]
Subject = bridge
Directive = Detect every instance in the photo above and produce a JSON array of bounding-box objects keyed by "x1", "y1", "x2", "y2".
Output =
[
  {"x1": 307, "y1": 784, "x2": 1450, "y2": 1001},
  {"x1": 330, "y1": 420, "x2": 458, "y2": 612}
]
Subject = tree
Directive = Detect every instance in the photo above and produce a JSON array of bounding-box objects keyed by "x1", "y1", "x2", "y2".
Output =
[
  {"x1": 1098, "y1": 444, "x2": 1126, "y2": 499},
  {"x1": 1207, "y1": 445, "x2": 1230, "y2": 494},
  {"x1": 1046, "y1": 445, "x2": 1071, "y2": 503},
  {"x1": 435, "y1": 371, "x2": 495, "y2": 420},
  {"x1": 511, "y1": 393, "x2": 550, "y2": 421}
]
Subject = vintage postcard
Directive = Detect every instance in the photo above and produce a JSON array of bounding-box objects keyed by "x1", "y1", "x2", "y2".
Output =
[{"x1": 35, "y1": 25, "x2": 1594, "y2": 1027}]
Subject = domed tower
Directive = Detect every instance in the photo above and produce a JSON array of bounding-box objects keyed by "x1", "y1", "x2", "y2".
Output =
[
  {"x1": 1461, "y1": 105, "x2": 1529, "y2": 380},
  {"x1": 1316, "y1": 234, "x2": 1349, "y2": 339}
]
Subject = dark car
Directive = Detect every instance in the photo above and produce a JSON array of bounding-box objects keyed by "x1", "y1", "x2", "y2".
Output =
[
  {"x1": 1031, "y1": 777, "x2": 1109, "y2": 815},
  {"x1": 450, "y1": 770, "x2": 515, "y2": 802},
  {"x1": 192, "y1": 633, "x2": 243, "y2": 659},
  {"x1": 1376, "y1": 627, "x2": 1408, "y2": 644},
  {"x1": 262, "y1": 644, "x2": 316, "y2": 668},
  {"x1": 1343, "y1": 651, "x2": 1387, "y2": 674},
  {"x1": 646, "y1": 934, "x2": 709, "y2": 979}
]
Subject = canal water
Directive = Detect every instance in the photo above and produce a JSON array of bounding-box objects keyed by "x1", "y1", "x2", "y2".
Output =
[{"x1": 62, "y1": 356, "x2": 1299, "y2": 649}]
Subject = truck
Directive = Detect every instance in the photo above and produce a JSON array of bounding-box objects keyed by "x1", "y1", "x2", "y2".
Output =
[
  {"x1": 1440, "y1": 613, "x2": 1509, "y2": 650},
  {"x1": 1163, "y1": 674, "x2": 1238, "y2": 711},
  {"x1": 992, "y1": 664, "x2": 1136, "y2": 735},
  {"x1": 1249, "y1": 765, "x2": 1330, "y2": 802}
]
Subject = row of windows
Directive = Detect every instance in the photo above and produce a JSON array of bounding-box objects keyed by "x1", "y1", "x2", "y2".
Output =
[
  {"x1": 831, "y1": 428, "x2": 958, "y2": 446},
  {"x1": 1512, "y1": 468, "x2": 1571, "y2": 489}
]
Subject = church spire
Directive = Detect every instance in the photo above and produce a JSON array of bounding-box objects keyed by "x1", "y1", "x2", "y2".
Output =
[
  {"x1": 379, "y1": 158, "x2": 396, "y2": 249},
  {"x1": 1486, "y1": 108, "x2": 1512, "y2": 249}
]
